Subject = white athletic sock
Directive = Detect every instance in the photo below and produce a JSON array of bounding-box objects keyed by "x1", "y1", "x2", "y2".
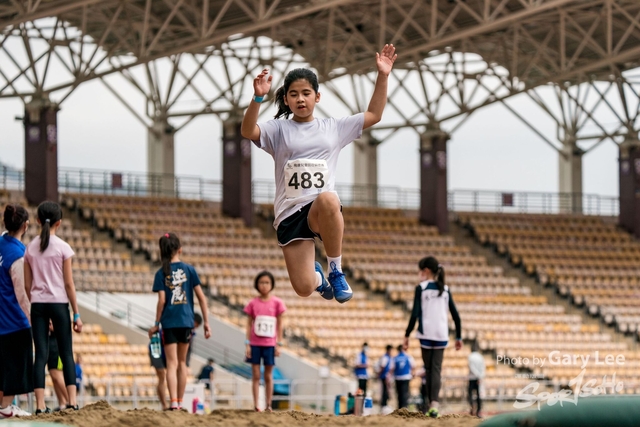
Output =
[
  {"x1": 315, "y1": 271, "x2": 322, "y2": 289},
  {"x1": 327, "y1": 255, "x2": 342, "y2": 272}
]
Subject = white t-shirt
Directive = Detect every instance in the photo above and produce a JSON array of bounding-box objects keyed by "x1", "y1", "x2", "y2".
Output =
[
  {"x1": 255, "y1": 113, "x2": 365, "y2": 228},
  {"x1": 468, "y1": 351, "x2": 486, "y2": 380},
  {"x1": 25, "y1": 235, "x2": 74, "y2": 304}
]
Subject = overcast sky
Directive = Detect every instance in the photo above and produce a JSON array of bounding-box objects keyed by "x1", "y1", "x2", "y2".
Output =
[{"x1": 0, "y1": 81, "x2": 620, "y2": 196}]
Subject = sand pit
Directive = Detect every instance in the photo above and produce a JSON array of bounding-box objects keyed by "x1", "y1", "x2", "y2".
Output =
[{"x1": 18, "y1": 401, "x2": 484, "y2": 427}]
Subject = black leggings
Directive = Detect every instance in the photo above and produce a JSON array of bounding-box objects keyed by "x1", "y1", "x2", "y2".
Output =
[
  {"x1": 32, "y1": 303, "x2": 76, "y2": 389},
  {"x1": 468, "y1": 379, "x2": 482, "y2": 414},
  {"x1": 421, "y1": 347, "x2": 444, "y2": 405}
]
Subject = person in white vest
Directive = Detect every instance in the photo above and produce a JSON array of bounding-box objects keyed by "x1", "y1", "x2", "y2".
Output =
[
  {"x1": 403, "y1": 256, "x2": 462, "y2": 418},
  {"x1": 468, "y1": 341, "x2": 485, "y2": 417}
]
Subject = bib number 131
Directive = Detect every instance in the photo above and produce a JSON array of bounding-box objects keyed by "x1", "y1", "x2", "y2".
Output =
[{"x1": 284, "y1": 159, "x2": 329, "y2": 199}]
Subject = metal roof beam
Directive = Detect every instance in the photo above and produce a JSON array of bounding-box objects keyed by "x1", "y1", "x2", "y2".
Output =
[{"x1": 335, "y1": 0, "x2": 580, "y2": 76}]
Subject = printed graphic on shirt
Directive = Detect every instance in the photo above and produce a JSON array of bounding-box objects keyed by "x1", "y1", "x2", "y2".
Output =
[
  {"x1": 169, "y1": 268, "x2": 187, "y2": 305},
  {"x1": 0, "y1": 255, "x2": 3, "y2": 267},
  {"x1": 284, "y1": 158, "x2": 329, "y2": 199}
]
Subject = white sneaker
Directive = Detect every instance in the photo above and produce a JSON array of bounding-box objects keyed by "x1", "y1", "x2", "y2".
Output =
[{"x1": 0, "y1": 404, "x2": 31, "y2": 418}]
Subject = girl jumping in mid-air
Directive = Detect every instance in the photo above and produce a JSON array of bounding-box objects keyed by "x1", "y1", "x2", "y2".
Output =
[
  {"x1": 148, "y1": 233, "x2": 211, "y2": 411},
  {"x1": 241, "y1": 44, "x2": 397, "y2": 304}
]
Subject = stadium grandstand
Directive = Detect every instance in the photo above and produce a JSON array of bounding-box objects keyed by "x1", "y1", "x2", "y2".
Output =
[{"x1": 1, "y1": 1, "x2": 640, "y2": 425}]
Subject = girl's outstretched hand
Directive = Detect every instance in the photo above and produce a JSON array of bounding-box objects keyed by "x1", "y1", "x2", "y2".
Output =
[
  {"x1": 376, "y1": 44, "x2": 397, "y2": 76},
  {"x1": 253, "y1": 68, "x2": 273, "y2": 97}
]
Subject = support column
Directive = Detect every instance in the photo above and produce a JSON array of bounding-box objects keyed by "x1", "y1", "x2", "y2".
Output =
[
  {"x1": 353, "y1": 130, "x2": 378, "y2": 206},
  {"x1": 419, "y1": 131, "x2": 449, "y2": 234},
  {"x1": 147, "y1": 118, "x2": 176, "y2": 196},
  {"x1": 558, "y1": 136, "x2": 583, "y2": 213},
  {"x1": 222, "y1": 117, "x2": 252, "y2": 226},
  {"x1": 24, "y1": 98, "x2": 59, "y2": 205},
  {"x1": 619, "y1": 137, "x2": 640, "y2": 238}
]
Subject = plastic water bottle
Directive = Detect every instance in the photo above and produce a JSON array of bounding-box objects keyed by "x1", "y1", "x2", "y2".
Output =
[
  {"x1": 192, "y1": 397, "x2": 199, "y2": 414},
  {"x1": 196, "y1": 400, "x2": 205, "y2": 415},
  {"x1": 334, "y1": 395, "x2": 341, "y2": 416},
  {"x1": 150, "y1": 332, "x2": 162, "y2": 359},
  {"x1": 363, "y1": 397, "x2": 373, "y2": 416}
]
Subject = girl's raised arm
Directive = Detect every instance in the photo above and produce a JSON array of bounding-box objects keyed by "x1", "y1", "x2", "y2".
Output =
[
  {"x1": 363, "y1": 44, "x2": 397, "y2": 129},
  {"x1": 241, "y1": 68, "x2": 273, "y2": 141}
]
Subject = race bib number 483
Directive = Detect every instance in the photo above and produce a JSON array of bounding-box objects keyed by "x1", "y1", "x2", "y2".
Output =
[{"x1": 284, "y1": 158, "x2": 328, "y2": 199}]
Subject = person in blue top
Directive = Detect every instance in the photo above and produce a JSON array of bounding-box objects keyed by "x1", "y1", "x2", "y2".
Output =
[
  {"x1": 390, "y1": 344, "x2": 416, "y2": 409},
  {"x1": 353, "y1": 342, "x2": 369, "y2": 395},
  {"x1": 375, "y1": 344, "x2": 394, "y2": 410},
  {"x1": 0, "y1": 204, "x2": 32, "y2": 418},
  {"x1": 403, "y1": 256, "x2": 462, "y2": 418},
  {"x1": 148, "y1": 233, "x2": 211, "y2": 411},
  {"x1": 74, "y1": 354, "x2": 83, "y2": 396}
]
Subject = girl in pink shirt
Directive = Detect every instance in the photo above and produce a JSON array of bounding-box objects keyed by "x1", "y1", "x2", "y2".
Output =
[
  {"x1": 244, "y1": 271, "x2": 286, "y2": 412},
  {"x1": 24, "y1": 201, "x2": 82, "y2": 414}
]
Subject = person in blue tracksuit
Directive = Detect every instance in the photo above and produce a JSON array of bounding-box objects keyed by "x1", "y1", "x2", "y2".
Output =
[
  {"x1": 404, "y1": 256, "x2": 462, "y2": 418},
  {"x1": 375, "y1": 344, "x2": 394, "y2": 409},
  {"x1": 354, "y1": 342, "x2": 369, "y2": 395},
  {"x1": 390, "y1": 344, "x2": 416, "y2": 409}
]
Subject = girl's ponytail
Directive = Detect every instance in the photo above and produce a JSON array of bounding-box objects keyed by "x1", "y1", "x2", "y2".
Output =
[
  {"x1": 37, "y1": 201, "x2": 62, "y2": 252},
  {"x1": 159, "y1": 233, "x2": 181, "y2": 278},
  {"x1": 273, "y1": 85, "x2": 291, "y2": 119},
  {"x1": 435, "y1": 265, "x2": 445, "y2": 296},
  {"x1": 40, "y1": 219, "x2": 51, "y2": 252},
  {"x1": 418, "y1": 256, "x2": 446, "y2": 296}
]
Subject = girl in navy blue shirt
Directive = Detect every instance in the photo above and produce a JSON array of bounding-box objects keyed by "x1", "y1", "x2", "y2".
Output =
[{"x1": 148, "y1": 233, "x2": 211, "y2": 410}]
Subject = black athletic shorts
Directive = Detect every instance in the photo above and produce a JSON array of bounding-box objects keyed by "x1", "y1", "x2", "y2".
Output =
[
  {"x1": 149, "y1": 348, "x2": 166, "y2": 370},
  {"x1": 0, "y1": 328, "x2": 34, "y2": 395},
  {"x1": 277, "y1": 201, "x2": 342, "y2": 246},
  {"x1": 163, "y1": 327, "x2": 192, "y2": 344}
]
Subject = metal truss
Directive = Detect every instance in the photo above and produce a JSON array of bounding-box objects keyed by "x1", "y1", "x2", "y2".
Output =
[
  {"x1": 497, "y1": 71, "x2": 640, "y2": 154},
  {"x1": 97, "y1": 36, "x2": 311, "y2": 133},
  {"x1": 1, "y1": 0, "x2": 640, "y2": 140}
]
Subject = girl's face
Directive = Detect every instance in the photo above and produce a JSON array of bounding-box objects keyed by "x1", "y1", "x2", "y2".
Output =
[
  {"x1": 257, "y1": 276, "x2": 273, "y2": 296},
  {"x1": 284, "y1": 79, "x2": 320, "y2": 122}
]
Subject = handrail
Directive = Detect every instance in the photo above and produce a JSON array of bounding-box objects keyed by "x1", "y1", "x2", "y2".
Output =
[
  {"x1": 76, "y1": 291, "x2": 247, "y2": 366},
  {"x1": 0, "y1": 165, "x2": 620, "y2": 215}
]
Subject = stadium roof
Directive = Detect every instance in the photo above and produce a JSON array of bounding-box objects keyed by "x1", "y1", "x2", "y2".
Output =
[{"x1": 2, "y1": 0, "x2": 640, "y2": 87}]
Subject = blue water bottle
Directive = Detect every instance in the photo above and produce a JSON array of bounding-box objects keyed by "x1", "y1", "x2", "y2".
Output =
[{"x1": 334, "y1": 395, "x2": 341, "y2": 416}]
